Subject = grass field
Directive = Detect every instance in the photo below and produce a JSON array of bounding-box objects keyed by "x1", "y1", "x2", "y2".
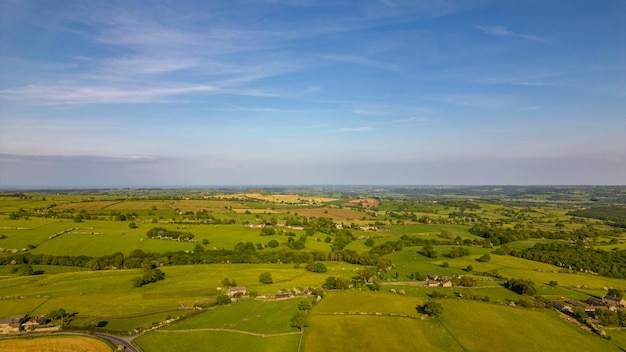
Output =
[
  {"x1": 304, "y1": 315, "x2": 463, "y2": 352},
  {"x1": 0, "y1": 335, "x2": 112, "y2": 352},
  {"x1": 303, "y1": 291, "x2": 620, "y2": 352},
  {"x1": 439, "y1": 299, "x2": 620, "y2": 352},
  {"x1": 136, "y1": 329, "x2": 300, "y2": 352},
  {"x1": 313, "y1": 290, "x2": 421, "y2": 316},
  {"x1": 0, "y1": 262, "x2": 357, "y2": 319},
  {"x1": 136, "y1": 297, "x2": 305, "y2": 352}
]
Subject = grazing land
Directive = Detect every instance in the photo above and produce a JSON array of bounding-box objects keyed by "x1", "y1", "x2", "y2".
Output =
[{"x1": 1, "y1": 186, "x2": 626, "y2": 351}]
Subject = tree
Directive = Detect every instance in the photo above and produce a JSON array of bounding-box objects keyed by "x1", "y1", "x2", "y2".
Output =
[
  {"x1": 47, "y1": 308, "x2": 67, "y2": 320},
  {"x1": 422, "y1": 244, "x2": 438, "y2": 258},
  {"x1": 222, "y1": 278, "x2": 236, "y2": 287},
  {"x1": 267, "y1": 239, "x2": 279, "y2": 248},
  {"x1": 448, "y1": 246, "x2": 471, "y2": 258},
  {"x1": 323, "y1": 276, "x2": 336, "y2": 289},
  {"x1": 518, "y1": 294, "x2": 536, "y2": 308},
  {"x1": 607, "y1": 288, "x2": 623, "y2": 298},
  {"x1": 504, "y1": 278, "x2": 536, "y2": 296},
  {"x1": 215, "y1": 294, "x2": 231, "y2": 305},
  {"x1": 298, "y1": 300, "x2": 312, "y2": 311},
  {"x1": 313, "y1": 262, "x2": 327, "y2": 273},
  {"x1": 477, "y1": 253, "x2": 491, "y2": 262},
  {"x1": 418, "y1": 301, "x2": 443, "y2": 317},
  {"x1": 259, "y1": 272, "x2": 273, "y2": 284},
  {"x1": 548, "y1": 280, "x2": 558, "y2": 287},
  {"x1": 466, "y1": 264, "x2": 473, "y2": 272},
  {"x1": 290, "y1": 312, "x2": 308, "y2": 329},
  {"x1": 15, "y1": 263, "x2": 34, "y2": 276}
]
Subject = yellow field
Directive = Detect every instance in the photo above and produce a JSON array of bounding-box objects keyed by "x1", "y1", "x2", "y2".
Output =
[
  {"x1": 0, "y1": 335, "x2": 112, "y2": 352},
  {"x1": 170, "y1": 200, "x2": 246, "y2": 212},
  {"x1": 231, "y1": 208, "x2": 279, "y2": 214},
  {"x1": 291, "y1": 207, "x2": 370, "y2": 221},
  {"x1": 209, "y1": 193, "x2": 337, "y2": 204}
]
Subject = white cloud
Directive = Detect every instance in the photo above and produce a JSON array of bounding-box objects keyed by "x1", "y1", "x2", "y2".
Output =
[
  {"x1": 392, "y1": 116, "x2": 430, "y2": 125},
  {"x1": 474, "y1": 25, "x2": 547, "y2": 42},
  {"x1": 0, "y1": 84, "x2": 216, "y2": 104},
  {"x1": 318, "y1": 54, "x2": 400, "y2": 72},
  {"x1": 339, "y1": 126, "x2": 373, "y2": 132}
]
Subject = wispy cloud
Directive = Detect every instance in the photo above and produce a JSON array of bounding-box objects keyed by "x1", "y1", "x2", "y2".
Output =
[
  {"x1": 338, "y1": 126, "x2": 373, "y2": 132},
  {"x1": 474, "y1": 25, "x2": 547, "y2": 42},
  {"x1": 0, "y1": 84, "x2": 217, "y2": 104},
  {"x1": 426, "y1": 93, "x2": 515, "y2": 109},
  {"x1": 220, "y1": 103, "x2": 302, "y2": 113},
  {"x1": 318, "y1": 54, "x2": 400, "y2": 72},
  {"x1": 391, "y1": 116, "x2": 430, "y2": 125}
]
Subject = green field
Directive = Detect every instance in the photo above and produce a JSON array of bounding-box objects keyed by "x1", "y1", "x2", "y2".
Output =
[
  {"x1": 439, "y1": 300, "x2": 620, "y2": 352},
  {"x1": 2, "y1": 188, "x2": 626, "y2": 351},
  {"x1": 303, "y1": 291, "x2": 621, "y2": 352}
]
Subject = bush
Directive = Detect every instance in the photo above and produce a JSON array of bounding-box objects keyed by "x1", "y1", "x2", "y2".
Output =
[
  {"x1": 418, "y1": 301, "x2": 443, "y2": 317},
  {"x1": 259, "y1": 272, "x2": 273, "y2": 284}
]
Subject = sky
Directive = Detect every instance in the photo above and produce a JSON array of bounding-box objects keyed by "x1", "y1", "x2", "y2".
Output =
[{"x1": 0, "y1": 0, "x2": 625, "y2": 187}]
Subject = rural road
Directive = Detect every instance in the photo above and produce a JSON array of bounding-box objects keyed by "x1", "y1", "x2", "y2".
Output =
[{"x1": 93, "y1": 332, "x2": 140, "y2": 352}]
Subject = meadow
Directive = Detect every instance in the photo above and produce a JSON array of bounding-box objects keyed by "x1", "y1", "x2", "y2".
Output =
[{"x1": 1, "y1": 187, "x2": 626, "y2": 351}]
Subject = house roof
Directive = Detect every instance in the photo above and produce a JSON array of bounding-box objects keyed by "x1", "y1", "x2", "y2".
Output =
[{"x1": 227, "y1": 286, "x2": 247, "y2": 293}]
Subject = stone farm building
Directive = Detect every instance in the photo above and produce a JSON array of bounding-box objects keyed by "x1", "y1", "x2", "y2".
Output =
[{"x1": 227, "y1": 286, "x2": 248, "y2": 297}]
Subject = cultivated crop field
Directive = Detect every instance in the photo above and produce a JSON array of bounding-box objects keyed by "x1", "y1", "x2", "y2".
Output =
[{"x1": 0, "y1": 335, "x2": 112, "y2": 352}]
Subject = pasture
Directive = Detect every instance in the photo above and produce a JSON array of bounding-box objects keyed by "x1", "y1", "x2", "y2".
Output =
[
  {"x1": 439, "y1": 299, "x2": 620, "y2": 351},
  {"x1": 136, "y1": 297, "x2": 305, "y2": 352},
  {"x1": 0, "y1": 262, "x2": 357, "y2": 319},
  {"x1": 136, "y1": 329, "x2": 300, "y2": 352}
]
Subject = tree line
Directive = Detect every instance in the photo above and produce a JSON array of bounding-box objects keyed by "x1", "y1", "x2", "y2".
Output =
[
  {"x1": 509, "y1": 242, "x2": 626, "y2": 279},
  {"x1": 0, "y1": 246, "x2": 392, "y2": 272}
]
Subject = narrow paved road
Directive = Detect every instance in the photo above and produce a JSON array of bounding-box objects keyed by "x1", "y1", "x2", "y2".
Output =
[{"x1": 93, "y1": 332, "x2": 140, "y2": 352}]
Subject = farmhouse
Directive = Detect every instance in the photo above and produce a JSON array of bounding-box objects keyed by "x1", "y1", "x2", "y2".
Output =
[
  {"x1": 586, "y1": 298, "x2": 606, "y2": 307},
  {"x1": 602, "y1": 295, "x2": 626, "y2": 308},
  {"x1": 227, "y1": 286, "x2": 248, "y2": 297},
  {"x1": 276, "y1": 292, "x2": 294, "y2": 299},
  {"x1": 440, "y1": 279, "x2": 453, "y2": 288},
  {"x1": 0, "y1": 315, "x2": 29, "y2": 334}
]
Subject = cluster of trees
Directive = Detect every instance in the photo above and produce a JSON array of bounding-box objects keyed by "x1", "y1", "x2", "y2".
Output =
[
  {"x1": 323, "y1": 276, "x2": 351, "y2": 290},
  {"x1": 568, "y1": 206, "x2": 626, "y2": 228},
  {"x1": 512, "y1": 242, "x2": 626, "y2": 279},
  {"x1": 595, "y1": 308, "x2": 626, "y2": 327},
  {"x1": 448, "y1": 246, "x2": 471, "y2": 258},
  {"x1": 187, "y1": 210, "x2": 236, "y2": 224},
  {"x1": 0, "y1": 245, "x2": 392, "y2": 272},
  {"x1": 132, "y1": 263, "x2": 165, "y2": 287},
  {"x1": 476, "y1": 253, "x2": 491, "y2": 262},
  {"x1": 417, "y1": 301, "x2": 443, "y2": 317},
  {"x1": 221, "y1": 277, "x2": 238, "y2": 287},
  {"x1": 285, "y1": 235, "x2": 307, "y2": 250},
  {"x1": 146, "y1": 227, "x2": 195, "y2": 241},
  {"x1": 516, "y1": 294, "x2": 552, "y2": 309},
  {"x1": 503, "y1": 278, "x2": 536, "y2": 296},
  {"x1": 10, "y1": 263, "x2": 34, "y2": 276},
  {"x1": 305, "y1": 261, "x2": 327, "y2": 273}
]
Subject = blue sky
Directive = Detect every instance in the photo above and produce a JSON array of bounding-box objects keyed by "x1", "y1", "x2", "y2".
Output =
[{"x1": 1, "y1": 0, "x2": 625, "y2": 187}]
